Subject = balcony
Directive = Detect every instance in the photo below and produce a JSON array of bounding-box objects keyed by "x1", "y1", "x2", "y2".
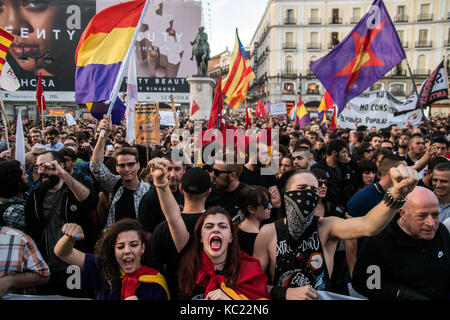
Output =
[
  {"x1": 394, "y1": 15, "x2": 408, "y2": 22},
  {"x1": 402, "y1": 41, "x2": 409, "y2": 48},
  {"x1": 328, "y1": 42, "x2": 340, "y2": 49},
  {"x1": 391, "y1": 90, "x2": 406, "y2": 96},
  {"x1": 283, "y1": 42, "x2": 297, "y2": 50},
  {"x1": 308, "y1": 17, "x2": 321, "y2": 24},
  {"x1": 415, "y1": 40, "x2": 432, "y2": 48},
  {"x1": 391, "y1": 69, "x2": 406, "y2": 77},
  {"x1": 350, "y1": 16, "x2": 360, "y2": 24},
  {"x1": 414, "y1": 69, "x2": 429, "y2": 75},
  {"x1": 329, "y1": 17, "x2": 342, "y2": 24},
  {"x1": 283, "y1": 17, "x2": 297, "y2": 25},
  {"x1": 307, "y1": 42, "x2": 322, "y2": 50},
  {"x1": 280, "y1": 69, "x2": 298, "y2": 78},
  {"x1": 417, "y1": 13, "x2": 433, "y2": 21}
]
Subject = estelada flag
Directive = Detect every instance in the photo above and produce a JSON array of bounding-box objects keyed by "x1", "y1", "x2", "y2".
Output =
[
  {"x1": 310, "y1": 0, "x2": 405, "y2": 114},
  {"x1": 0, "y1": 27, "x2": 14, "y2": 74}
]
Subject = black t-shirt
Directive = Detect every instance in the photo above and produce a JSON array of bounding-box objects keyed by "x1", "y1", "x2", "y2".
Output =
[
  {"x1": 138, "y1": 187, "x2": 184, "y2": 233},
  {"x1": 239, "y1": 166, "x2": 276, "y2": 190},
  {"x1": 149, "y1": 212, "x2": 203, "y2": 299},
  {"x1": 114, "y1": 188, "x2": 136, "y2": 222},
  {"x1": 237, "y1": 228, "x2": 258, "y2": 256},
  {"x1": 206, "y1": 183, "x2": 247, "y2": 219}
]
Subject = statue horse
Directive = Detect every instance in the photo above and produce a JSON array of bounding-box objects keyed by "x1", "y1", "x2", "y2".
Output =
[{"x1": 191, "y1": 41, "x2": 210, "y2": 76}]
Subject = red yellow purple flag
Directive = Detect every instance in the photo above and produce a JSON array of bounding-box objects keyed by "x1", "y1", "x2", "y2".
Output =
[{"x1": 310, "y1": 0, "x2": 405, "y2": 114}]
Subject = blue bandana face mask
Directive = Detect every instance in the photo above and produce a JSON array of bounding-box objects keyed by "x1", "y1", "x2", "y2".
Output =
[{"x1": 284, "y1": 189, "x2": 319, "y2": 240}]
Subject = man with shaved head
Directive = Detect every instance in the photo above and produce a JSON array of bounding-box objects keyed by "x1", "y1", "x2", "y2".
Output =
[
  {"x1": 352, "y1": 187, "x2": 450, "y2": 300},
  {"x1": 253, "y1": 164, "x2": 419, "y2": 300}
]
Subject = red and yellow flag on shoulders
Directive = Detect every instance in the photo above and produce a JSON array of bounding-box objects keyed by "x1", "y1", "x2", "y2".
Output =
[{"x1": 221, "y1": 29, "x2": 255, "y2": 109}]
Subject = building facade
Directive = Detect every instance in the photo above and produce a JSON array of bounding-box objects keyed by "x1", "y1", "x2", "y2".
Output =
[{"x1": 248, "y1": 0, "x2": 450, "y2": 116}]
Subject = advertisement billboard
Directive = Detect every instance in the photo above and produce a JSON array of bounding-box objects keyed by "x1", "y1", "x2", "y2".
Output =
[{"x1": 1, "y1": 0, "x2": 201, "y2": 103}]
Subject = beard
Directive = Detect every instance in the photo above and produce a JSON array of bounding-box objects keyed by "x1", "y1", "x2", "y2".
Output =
[{"x1": 40, "y1": 174, "x2": 60, "y2": 190}]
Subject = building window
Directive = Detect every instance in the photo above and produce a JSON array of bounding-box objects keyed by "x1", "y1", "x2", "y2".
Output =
[
  {"x1": 390, "y1": 83, "x2": 405, "y2": 96},
  {"x1": 307, "y1": 83, "x2": 320, "y2": 94},
  {"x1": 329, "y1": 32, "x2": 339, "y2": 49},
  {"x1": 285, "y1": 9, "x2": 296, "y2": 24},
  {"x1": 309, "y1": 8, "x2": 320, "y2": 24},
  {"x1": 416, "y1": 29, "x2": 431, "y2": 47},
  {"x1": 351, "y1": 8, "x2": 361, "y2": 23},
  {"x1": 283, "y1": 83, "x2": 295, "y2": 94},
  {"x1": 395, "y1": 5, "x2": 408, "y2": 22},
  {"x1": 418, "y1": 3, "x2": 432, "y2": 21},
  {"x1": 285, "y1": 56, "x2": 293, "y2": 74},
  {"x1": 415, "y1": 55, "x2": 428, "y2": 75},
  {"x1": 284, "y1": 32, "x2": 296, "y2": 49},
  {"x1": 330, "y1": 8, "x2": 341, "y2": 24}
]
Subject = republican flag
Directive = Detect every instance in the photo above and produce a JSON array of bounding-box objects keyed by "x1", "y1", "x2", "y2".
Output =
[
  {"x1": 245, "y1": 106, "x2": 253, "y2": 129},
  {"x1": 310, "y1": 0, "x2": 405, "y2": 114},
  {"x1": 297, "y1": 96, "x2": 310, "y2": 128},
  {"x1": 221, "y1": 29, "x2": 255, "y2": 109},
  {"x1": 320, "y1": 111, "x2": 327, "y2": 133},
  {"x1": 125, "y1": 51, "x2": 138, "y2": 144},
  {"x1": 75, "y1": 0, "x2": 149, "y2": 119},
  {"x1": 0, "y1": 27, "x2": 14, "y2": 74},
  {"x1": 36, "y1": 72, "x2": 46, "y2": 115},
  {"x1": 84, "y1": 98, "x2": 125, "y2": 125},
  {"x1": 318, "y1": 90, "x2": 334, "y2": 116}
]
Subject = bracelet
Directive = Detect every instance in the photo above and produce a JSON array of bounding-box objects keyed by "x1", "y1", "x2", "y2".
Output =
[
  {"x1": 270, "y1": 286, "x2": 287, "y2": 300},
  {"x1": 153, "y1": 181, "x2": 169, "y2": 189},
  {"x1": 383, "y1": 188, "x2": 407, "y2": 210}
]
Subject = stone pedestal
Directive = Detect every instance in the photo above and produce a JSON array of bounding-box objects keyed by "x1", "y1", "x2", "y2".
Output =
[{"x1": 186, "y1": 77, "x2": 216, "y2": 120}]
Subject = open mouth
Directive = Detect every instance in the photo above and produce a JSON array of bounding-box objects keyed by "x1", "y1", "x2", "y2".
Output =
[
  {"x1": 123, "y1": 257, "x2": 135, "y2": 270},
  {"x1": 209, "y1": 236, "x2": 222, "y2": 251}
]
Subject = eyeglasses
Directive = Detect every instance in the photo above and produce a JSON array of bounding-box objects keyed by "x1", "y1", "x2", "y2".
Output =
[
  {"x1": 212, "y1": 168, "x2": 233, "y2": 175},
  {"x1": 365, "y1": 149, "x2": 375, "y2": 153},
  {"x1": 258, "y1": 200, "x2": 272, "y2": 209},
  {"x1": 318, "y1": 180, "x2": 328, "y2": 187},
  {"x1": 117, "y1": 162, "x2": 136, "y2": 169}
]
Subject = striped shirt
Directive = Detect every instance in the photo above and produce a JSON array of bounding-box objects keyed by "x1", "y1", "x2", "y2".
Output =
[{"x1": 0, "y1": 226, "x2": 50, "y2": 277}]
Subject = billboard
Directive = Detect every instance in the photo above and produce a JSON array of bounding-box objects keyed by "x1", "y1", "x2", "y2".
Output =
[{"x1": 1, "y1": 0, "x2": 201, "y2": 103}]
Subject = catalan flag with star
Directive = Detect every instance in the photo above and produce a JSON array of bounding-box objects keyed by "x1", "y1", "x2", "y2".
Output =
[
  {"x1": 0, "y1": 27, "x2": 14, "y2": 74},
  {"x1": 310, "y1": 0, "x2": 405, "y2": 114}
]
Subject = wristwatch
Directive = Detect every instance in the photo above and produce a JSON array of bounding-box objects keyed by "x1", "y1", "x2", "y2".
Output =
[{"x1": 383, "y1": 188, "x2": 407, "y2": 210}]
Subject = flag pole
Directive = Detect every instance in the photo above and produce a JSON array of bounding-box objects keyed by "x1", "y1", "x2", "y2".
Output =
[
  {"x1": 405, "y1": 59, "x2": 431, "y2": 135},
  {"x1": 170, "y1": 94, "x2": 179, "y2": 129},
  {"x1": 0, "y1": 94, "x2": 12, "y2": 135},
  {"x1": 100, "y1": 0, "x2": 150, "y2": 138},
  {"x1": 41, "y1": 95, "x2": 44, "y2": 131}
]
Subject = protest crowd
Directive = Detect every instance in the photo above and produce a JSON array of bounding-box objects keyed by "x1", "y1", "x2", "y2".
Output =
[{"x1": 0, "y1": 110, "x2": 449, "y2": 301}]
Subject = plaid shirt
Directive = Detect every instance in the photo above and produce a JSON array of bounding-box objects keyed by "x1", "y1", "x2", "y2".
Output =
[
  {"x1": 0, "y1": 226, "x2": 50, "y2": 278},
  {"x1": 0, "y1": 197, "x2": 26, "y2": 231},
  {"x1": 89, "y1": 161, "x2": 150, "y2": 228}
]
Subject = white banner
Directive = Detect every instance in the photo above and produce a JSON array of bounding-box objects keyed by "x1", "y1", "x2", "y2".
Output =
[
  {"x1": 159, "y1": 110, "x2": 176, "y2": 126},
  {"x1": 338, "y1": 91, "x2": 423, "y2": 130},
  {"x1": 270, "y1": 102, "x2": 287, "y2": 115}
]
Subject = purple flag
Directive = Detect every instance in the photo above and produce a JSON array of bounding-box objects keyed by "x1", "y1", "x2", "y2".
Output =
[{"x1": 310, "y1": 0, "x2": 405, "y2": 114}]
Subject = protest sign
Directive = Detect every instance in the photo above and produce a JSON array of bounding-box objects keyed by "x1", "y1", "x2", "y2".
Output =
[
  {"x1": 135, "y1": 102, "x2": 160, "y2": 146},
  {"x1": 270, "y1": 102, "x2": 287, "y2": 115}
]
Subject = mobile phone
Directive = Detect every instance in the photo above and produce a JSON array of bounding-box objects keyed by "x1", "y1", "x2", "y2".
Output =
[{"x1": 106, "y1": 144, "x2": 113, "y2": 151}]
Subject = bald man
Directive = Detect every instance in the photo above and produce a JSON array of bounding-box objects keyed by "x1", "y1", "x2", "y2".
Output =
[
  {"x1": 253, "y1": 165, "x2": 419, "y2": 300},
  {"x1": 352, "y1": 187, "x2": 450, "y2": 300}
]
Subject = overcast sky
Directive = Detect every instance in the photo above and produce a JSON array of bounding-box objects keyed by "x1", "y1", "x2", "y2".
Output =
[{"x1": 205, "y1": 0, "x2": 268, "y2": 56}]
